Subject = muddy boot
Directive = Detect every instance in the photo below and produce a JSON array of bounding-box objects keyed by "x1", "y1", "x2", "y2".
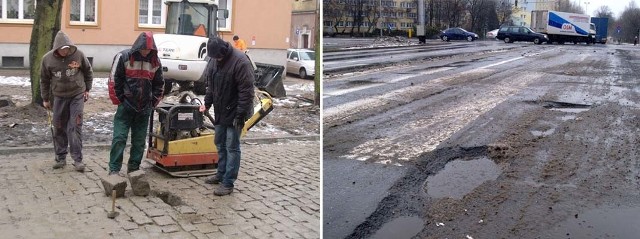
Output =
[
  {"x1": 213, "y1": 185, "x2": 233, "y2": 196},
  {"x1": 73, "y1": 162, "x2": 85, "y2": 172},
  {"x1": 204, "y1": 175, "x2": 221, "y2": 184},
  {"x1": 52, "y1": 160, "x2": 66, "y2": 169}
]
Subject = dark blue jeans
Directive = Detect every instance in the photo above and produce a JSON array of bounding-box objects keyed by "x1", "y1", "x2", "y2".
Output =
[{"x1": 215, "y1": 125, "x2": 241, "y2": 188}]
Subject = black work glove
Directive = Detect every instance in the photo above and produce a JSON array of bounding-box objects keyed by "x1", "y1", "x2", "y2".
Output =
[{"x1": 233, "y1": 117, "x2": 245, "y2": 132}]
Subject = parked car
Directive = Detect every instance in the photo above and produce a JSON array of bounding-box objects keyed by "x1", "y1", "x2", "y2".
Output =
[
  {"x1": 438, "y1": 27, "x2": 479, "y2": 42},
  {"x1": 486, "y1": 29, "x2": 499, "y2": 39},
  {"x1": 496, "y1": 26, "x2": 548, "y2": 44},
  {"x1": 286, "y1": 49, "x2": 315, "y2": 79}
]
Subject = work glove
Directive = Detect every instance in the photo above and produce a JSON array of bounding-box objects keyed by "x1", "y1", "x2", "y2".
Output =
[{"x1": 233, "y1": 117, "x2": 245, "y2": 132}]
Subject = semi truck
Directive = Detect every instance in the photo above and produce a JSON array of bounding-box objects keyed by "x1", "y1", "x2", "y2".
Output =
[
  {"x1": 153, "y1": 0, "x2": 285, "y2": 97},
  {"x1": 531, "y1": 10, "x2": 596, "y2": 44},
  {"x1": 591, "y1": 17, "x2": 609, "y2": 44}
]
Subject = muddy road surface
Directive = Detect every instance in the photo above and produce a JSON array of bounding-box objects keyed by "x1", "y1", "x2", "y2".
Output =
[{"x1": 323, "y1": 42, "x2": 640, "y2": 239}]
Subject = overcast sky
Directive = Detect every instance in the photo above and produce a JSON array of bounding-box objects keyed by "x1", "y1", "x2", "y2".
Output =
[{"x1": 581, "y1": 0, "x2": 639, "y2": 17}]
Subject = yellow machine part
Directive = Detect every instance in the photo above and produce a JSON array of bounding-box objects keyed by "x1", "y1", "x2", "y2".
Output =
[
  {"x1": 241, "y1": 95, "x2": 274, "y2": 137},
  {"x1": 156, "y1": 133, "x2": 217, "y2": 155}
]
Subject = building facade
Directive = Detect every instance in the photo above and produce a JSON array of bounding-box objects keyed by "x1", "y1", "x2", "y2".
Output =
[
  {"x1": 291, "y1": 0, "x2": 317, "y2": 49},
  {"x1": 323, "y1": 0, "x2": 417, "y2": 35},
  {"x1": 0, "y1": 0, "x2": 292, "y2": 71}
]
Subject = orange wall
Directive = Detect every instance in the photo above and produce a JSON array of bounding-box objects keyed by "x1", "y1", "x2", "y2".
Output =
[
  {"x1": 0, "y1": 0, "x2": 292, "y2": 49},
  {"x1": 219, "y1": 0, "x2": 292, "y2": 49}
]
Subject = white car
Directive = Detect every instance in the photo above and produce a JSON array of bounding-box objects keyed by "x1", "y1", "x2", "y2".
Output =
[
  {"x1": 286, "y1": 49, "x2": 315, "y2": 79},
  {"x1": 486, "y1": 29, "x2": 499, "y2": 39}
]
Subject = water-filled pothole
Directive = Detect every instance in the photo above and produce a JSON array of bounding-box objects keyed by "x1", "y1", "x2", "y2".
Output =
[
  {"x1": 347, "y1": 79, "x2": 376, "y2": 86},
  {"x1": 547, "y1": 205, "x2": 640, "y2": 238},
  {"x1": 151, "y1": 190, "x2": 183, "y2": 206},
  {"x1": 370, "y1": 216, "x2": 424, "y2": 239},
  {"x1": 424, "y1": 156, "x2": 502, "y2": 199}
]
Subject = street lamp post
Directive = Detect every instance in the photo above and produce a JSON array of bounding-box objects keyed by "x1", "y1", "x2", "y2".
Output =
[
  {"x1": 584, "y1": 1, "x2": 590, "y2": 14},
  {"x1": 379, "y1": 0, "x2": 382, "y2": 37}
]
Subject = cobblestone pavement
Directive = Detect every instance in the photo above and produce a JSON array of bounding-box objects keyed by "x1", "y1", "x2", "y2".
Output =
[{"x1": 0, "y1": 140, "x2": 319, "y2": 238}]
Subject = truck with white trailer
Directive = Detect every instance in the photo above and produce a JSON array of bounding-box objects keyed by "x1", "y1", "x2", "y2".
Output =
[{"x1": 531, "y1": 10, "x2": 596, "y2": 44}]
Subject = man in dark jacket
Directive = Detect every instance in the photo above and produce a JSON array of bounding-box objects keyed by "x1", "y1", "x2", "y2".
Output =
[
  {"x1": 199, "y1": 36, "x2": 255, "y2": 196},
  {"x1": 108, "y1": 32, "x2": 164, "y2": 175},
  {"x1": 40, "y1": 31, "x2": 93, "y2": 172}
]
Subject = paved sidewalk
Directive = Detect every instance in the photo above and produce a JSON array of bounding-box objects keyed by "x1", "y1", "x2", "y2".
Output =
[{"x1": 0, "y1": 140, "x2": 319, "y2": 238}]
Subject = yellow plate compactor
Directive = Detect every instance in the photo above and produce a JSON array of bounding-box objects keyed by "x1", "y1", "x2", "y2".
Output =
[{"x1": 146, "y1": 91, "x2": 274, "y2": 177}]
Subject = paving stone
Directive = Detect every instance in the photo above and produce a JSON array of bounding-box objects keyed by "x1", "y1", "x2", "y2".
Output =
[
  {"x1": 218, "y1": 224, "x2": 241, "y2": 235},
  {"x1": 131, "y1": 212, "x2": 154, "y2": 225},
  {"x1": 145, "y1": 208, "x2": 166, "y2": 217},
  {"x1": 161, "y1": 224, "x2": 181, "y2": 233},
  {"x1": 100, "y1": 175, "x2": 128, "y2": 197},
  {"x1": 152, "y1": 215, "x2": 176, "y2": 226},
  {"x1": 120, "y1": 220, "x2": 139, "y2": 231},
  {"x1": 128, "y1": 170, "x2": 150, "y2": 196},
  {"x1": 204, "y1": 232, "x2": 230, "y2": 239},
  {"x1": 194, "y1": 222, "x2": 219, "y2": 234},
  {"x1": 176, "y1": 205, "x2": 196, "y2": 214},
  {"x1": 238, "y1": 211, "x2": 254, "y2": 219}
]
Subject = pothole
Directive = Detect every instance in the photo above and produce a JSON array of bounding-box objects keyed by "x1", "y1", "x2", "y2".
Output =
[
  {"x1": 547, "y1": 205, "x2": 640, "y2": 238},
  {"x1": 370, "y1": 216, "x2": 424, "y2": 239},
  {"x1": 347, "y1": 79, "x2": 376, "y2": 86},
  {"x1": 423, "y1": 156, "x2": 502, "y2": 199},
  {"x1": 151, "y1": 190, "x2": 183, "y2": 206}
]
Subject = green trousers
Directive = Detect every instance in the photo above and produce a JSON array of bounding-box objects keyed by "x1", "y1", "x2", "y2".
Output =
[{"x1": 109, "y1": 104, "x2": 151, "y2": 172}]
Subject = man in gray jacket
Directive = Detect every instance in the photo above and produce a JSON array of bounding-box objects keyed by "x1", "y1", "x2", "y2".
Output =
[{"x1": 40, "y1": 31, "x2": 93, "y2": 172}]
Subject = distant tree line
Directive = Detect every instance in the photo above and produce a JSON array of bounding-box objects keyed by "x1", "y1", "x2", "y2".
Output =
[{"x1": 323, "y1": 0, "x2": 609, "y2": 38}]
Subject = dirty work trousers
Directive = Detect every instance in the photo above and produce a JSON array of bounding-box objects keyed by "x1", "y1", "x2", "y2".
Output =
[
  {"x1": 214, "y1": 125, "x2": 242, "y2": 188},
  {"x1": 52, "y1": 93, "x2": 84, "y2": 163},
  {"x1": 108, "y1": 104, "x2": 151, "y2": 173}
]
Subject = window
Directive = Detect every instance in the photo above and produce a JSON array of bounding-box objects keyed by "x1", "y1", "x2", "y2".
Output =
[
  {"x1": 2, "y1": 56, "x2": 24, "y2": 68},
  {"x1": 217, "y1": 0, "x2": 233, "y2": 31},
  {"x1": 139, "y1": 0, "x2": 165, "y2": 27},
  {"x1": 1, "y1": 0, "x2": 36, "y2": 22},
  {"x1": 70, "y1": 0, "x2": 97, "y2": 25},
  {"x1": 289, "y1": 51, "x2": 298, "y2": 60},
  {"x1": 323, "y1": 21, "x2": 332, "y2": 27}
]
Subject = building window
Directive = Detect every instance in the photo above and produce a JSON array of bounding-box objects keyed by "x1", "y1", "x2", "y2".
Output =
[
  {"x1": 1, "y1": 0, "x2": 36, "y2": 22},
  {"x1": 323, "y1": 21, "x2": 332, "y2": 27},
  {"x1": 217, "y1": 0, "x2": 233, "y2": 31},
  {"x1": 2, "y1": 56, "x2": 24, "y2": 68},
  {"x1": 139, "y1": 0, "x2": 165, "y2": 27},
  {"x1": 70, "y1": 0, "x2": 97, "y2": 25}
]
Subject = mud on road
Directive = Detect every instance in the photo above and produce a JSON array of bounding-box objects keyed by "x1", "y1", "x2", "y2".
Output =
[
  {"x1": 324, "y1": 44, "x2": 640, "y2": 238},
  {"x1": 0, "y1": 70, "x2": 319, "y2": 148}
]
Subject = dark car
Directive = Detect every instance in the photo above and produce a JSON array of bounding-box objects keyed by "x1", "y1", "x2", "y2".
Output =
[
  {"x1": 439, "y1": 27, "x2": 479, "y2": 42},
  {"x1": 497, "y1": 26, "x2": 548, "y2": 44}
]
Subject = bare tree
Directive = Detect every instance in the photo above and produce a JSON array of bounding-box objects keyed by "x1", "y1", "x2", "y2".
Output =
[
  {"x1": 29, "y1": 0, "x2": 64, "y2": 106},
  {"x1": 556, "y1": 0, "x2": 584, "y2": 14},
  {"x1": 496, "y1": 0, "x2": 514, "y2": 26},
  {"x1": 618, "y1": 1, "x2": 640, "y2": 42},
  {"x1": 324, "y1": 0, "x2": 347, "y2": 34},
  {"x1": 594, "y1": 5, "x2": 616, "y2": 38}
]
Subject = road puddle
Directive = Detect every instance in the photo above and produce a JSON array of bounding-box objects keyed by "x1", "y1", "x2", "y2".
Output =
[
  {"x1": 371, "y1": 216, "x2": 424, "y2": 239},
  {"x1": 424, "y1": 156, "x2": 501, "y2": 199},
  {"x1": 531, "y1": 128, "x2": 555, "y2": 137},
  {"x1": 549, "y1": 108, "x2": 590, "y2": 113},
  {"x1": 548, "y1": 205, "x2": 640, "y2": 238}
]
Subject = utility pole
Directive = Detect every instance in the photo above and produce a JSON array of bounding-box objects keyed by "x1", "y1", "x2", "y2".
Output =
[
  {"x1": 416, "y1": 0, "x2": 425, "y2": 43},
  {"x1": 379, "y1": 0, "x2": 382, "y2": 37}
]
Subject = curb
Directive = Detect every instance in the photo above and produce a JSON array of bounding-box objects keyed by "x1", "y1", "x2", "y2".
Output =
[{"x1": 0, "y1": 135, "x2": 320, "y2": 156}]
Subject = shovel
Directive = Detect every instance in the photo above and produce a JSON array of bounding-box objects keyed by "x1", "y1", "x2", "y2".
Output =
[
  {"x1": 107, "y1": 189, "x2": 119, "y2": 219},
  {"x1": 47, "y1": 110, "x2": 58, "y2": 157}
]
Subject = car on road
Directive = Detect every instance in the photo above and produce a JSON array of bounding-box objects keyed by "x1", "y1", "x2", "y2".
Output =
[
  {"x1": 439, "y1": 27, "x2": 479, "y2": 42},
  {"x1": 286, "y1": 48, "x2": 315, "y2": 79},
  {"x1": 486, "y1": 29, "x2": 499, "y2": 39},
  {"x1": 496, "y1": 26, "x2": 548, "y2": 44}
]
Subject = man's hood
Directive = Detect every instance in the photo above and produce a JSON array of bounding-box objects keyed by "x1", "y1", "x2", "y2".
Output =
[
  {"x1": 52, "y1": 31, "x2": 77, "y2": 56},
  {"x1": 131, "y1": 31, "x2": 158, "y2": 52},
  {"x1": 207, "y1": 36, "x2": 232, "y2": 60}
]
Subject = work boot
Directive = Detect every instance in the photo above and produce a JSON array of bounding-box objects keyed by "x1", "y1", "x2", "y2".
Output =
[
  {"x1": 52, "y1": 160, "x2": 66, "y2": 169},
  {"x1": 108, "y1": 171, "x2": 120, "y2": 176},
  {"x1": 73, "y1": 162, "x2": 85, "y2": 172},
  {"x1": 213, "y1": 185, "x2": 233, "y2": 196},
  {"x1": 204, "y1": 176, "x2": 221, "y2": 184},
  {"x1": 127, "y1": 168, "x2": 139, "y2": 174}
]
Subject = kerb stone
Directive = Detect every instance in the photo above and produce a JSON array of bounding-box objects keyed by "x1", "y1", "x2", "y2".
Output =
[{"x1": 128, "y1": 170, "x2": 150, "y2": 196}]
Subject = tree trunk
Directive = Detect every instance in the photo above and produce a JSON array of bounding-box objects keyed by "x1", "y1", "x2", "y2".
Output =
[{"x1": 29, "y1": 0, "x2": 64, "y2": 106}]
